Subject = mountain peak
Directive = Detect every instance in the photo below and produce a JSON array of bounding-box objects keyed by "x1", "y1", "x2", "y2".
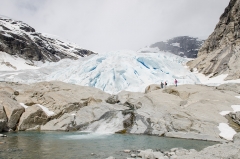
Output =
[
  {"x1": 0, "y1": 16, "x2": 96, "y2": 63},
  {"x1": 139, "y1": 36, "x2": 204, "y2": 58}
]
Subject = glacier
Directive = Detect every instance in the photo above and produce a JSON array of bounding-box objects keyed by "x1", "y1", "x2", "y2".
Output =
[{"x1": 0, "y1": 50, "x2": 200, "y2": 94}]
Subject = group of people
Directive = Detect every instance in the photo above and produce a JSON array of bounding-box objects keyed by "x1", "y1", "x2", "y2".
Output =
[{"x1": 160, "y1": 79, "x2": 178, "y2": 89}]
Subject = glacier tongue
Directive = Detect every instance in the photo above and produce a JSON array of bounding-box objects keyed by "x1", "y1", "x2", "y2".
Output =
[{"x1": 0, "y1": 50, "x2": 200, "y2": 94}]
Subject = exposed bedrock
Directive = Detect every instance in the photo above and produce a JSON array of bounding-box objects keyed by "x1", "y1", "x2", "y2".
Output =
[
  {"x1": 229, "y1": 112, "x2": 240, "y2": 126},
  {"x1": 0, "y1": 81, "x2": 240, "y2": 142},
  {"x1": 124, "y1": 133, "x2": 240, "y2": 159},
  {"x1": 188, "y1": 0, "x2": 240, "y2": 80}
]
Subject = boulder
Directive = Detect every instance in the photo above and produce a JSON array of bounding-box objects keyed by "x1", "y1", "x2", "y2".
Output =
[
  {"x1": 233, "y1": 132, "x2": 240, "y2": 143},
  {"x1": 163, "y1": 88, "x2": 190, "y2": 100},
  {"x1": 18, "y1": 105, "x2": 49, "y2": 131},
  {"x1": 41, "y1": 113, "x2": 73, "y2": 131},
  {"x1": 145, "y1": 84, "x2": 161, "y2": 93},
  {"x1": 229, "y1": 112, "x2": 240, "y2": 125},
  {"x1": 14, "y1": 91, "x2": 19, "y2": 96},
  {"x1": 216, "y1": 83, "x2": 240, "y2": 94},
  {"x1": 124, "y1": 150, "x2": 131, "y2": 153},
  {"x1": 124, "y1": 98, "x2": 142, "y2": 110},
  {"x1": 138, "y1": 149, "x2": 165, "y2": 159},
  {"x1": 106, "y1": 95, "x2": 119, "y2": 104},
  {"x1": 0, "y1": 91, "x2": 24, "y2": 131},
  {"x1": 117, "y1": 91, "x2": 144, "y2": 104},
  {"x1": 0, "y1": 105, "x2": 7, "y2": 132},
  {"x1": 41, "y1": 103, "x2": 127, "y2": 131}
]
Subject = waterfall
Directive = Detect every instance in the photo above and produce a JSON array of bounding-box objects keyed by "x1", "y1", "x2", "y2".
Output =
[{"x1": 85, "y1": 111, "x2": 130, "y2": 134}]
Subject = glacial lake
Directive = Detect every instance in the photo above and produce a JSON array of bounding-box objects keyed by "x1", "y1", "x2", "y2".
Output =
[{"x1": 0, "y1": 131, "x2": 218, "y2": 159}]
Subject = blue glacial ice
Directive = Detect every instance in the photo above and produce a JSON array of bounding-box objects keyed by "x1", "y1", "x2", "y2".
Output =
[{"x1": 0, "y1": 50, "x2": 200, "y2": 94}]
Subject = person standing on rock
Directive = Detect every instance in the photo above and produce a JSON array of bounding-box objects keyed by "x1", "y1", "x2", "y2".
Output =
[
  {"x1": 164, "y1": 81, "x2": 167, "y2": 89},
  {"x1": 160, "y1": 82, "x2": 164, "y2": 89},
  {"x1": 174, "y1": 79, "x2": 178, "y2": 87}
]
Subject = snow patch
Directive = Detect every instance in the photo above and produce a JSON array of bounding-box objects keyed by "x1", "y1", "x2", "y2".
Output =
[
  {"x1": 36, "y1": 104, "x2": 55, "y2": 116},
  {"x1": 137, "y1": 47, "x2": 160, "y2": 53},
  {"x1": 219, "y1": 105, "x2": 240, "y2": 116},
  {"x1": 218, "y1": 123, "x2": 236, "y2": 140},
  {"x1": 192, "y1": 68, "x2": 240, "y2": 86},
  {"x1": 235, "y1": 96, "x2": 240, "y2": 99},
  {"x1": 19, "y1": 103, "x2": 28, "y2": 109},
  {"x1": 231, "y1": 105, "x2": 240, "y2": 112},
  {"x1": 171, "y1": 43, "x2": 180, "y2": 47},
  {"x1": 0, "y1": 51, "x2": 38, "y2": 71},
  {"x1": 219, "y1": 111, "x2": 231, "y2": 116}
]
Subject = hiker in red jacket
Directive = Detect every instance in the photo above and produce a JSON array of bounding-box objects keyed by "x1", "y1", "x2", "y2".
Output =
[{"x1": 174, "y1": 79, "x2": 178, "y2": 87}]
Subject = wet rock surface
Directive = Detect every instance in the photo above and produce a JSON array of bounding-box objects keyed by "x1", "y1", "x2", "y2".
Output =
[{"x1": 106, "y1": 133, "x2": 240, "y2": 158}]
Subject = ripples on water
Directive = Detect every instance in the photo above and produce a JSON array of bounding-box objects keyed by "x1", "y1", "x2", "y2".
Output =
[{"x1": 0, "y1": 131, "x2": 218, "y2": 159}]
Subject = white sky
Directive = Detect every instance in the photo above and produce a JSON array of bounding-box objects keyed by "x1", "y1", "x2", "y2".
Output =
[{"x1": 0, "y1": 0, "x2": 230, "y2": 53}]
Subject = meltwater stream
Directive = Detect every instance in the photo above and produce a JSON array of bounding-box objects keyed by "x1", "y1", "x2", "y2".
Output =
[{"x1": 0, "y1": 131, "x2": 217, "y2": 159}]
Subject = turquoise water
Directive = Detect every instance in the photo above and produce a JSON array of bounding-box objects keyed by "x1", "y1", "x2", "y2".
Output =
[{"x1": 0, "y1": 131, "x2": 217, "y2": 159}]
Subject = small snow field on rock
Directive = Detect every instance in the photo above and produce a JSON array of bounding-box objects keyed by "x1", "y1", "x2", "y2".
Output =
[
  {"x1": 19, "y1": 103, "x2": 28, "y2": 109},
  {"x1": 218, "y1": 97, "x2": 240, "y2": 141},
  {"x1": 218, "y1": 123, "x2": 236, "y2": 140},
  {"x1": 0, "y1": 52, "x2": 38, "y2": 71},
  {"x1": 36, "y1": 104, "x2": 55, "y2": 117},
  {"x1": 192, "y1": 69, "x2": 240, "y2": 86}
]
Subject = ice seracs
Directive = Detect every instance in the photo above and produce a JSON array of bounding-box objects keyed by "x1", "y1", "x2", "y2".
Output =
[
  {"x1": 47, "y1": 50, "x2": 201, "y2": 94},
  {"x1": 2, "y1": 50, "x2": 199, "y2": 94}
]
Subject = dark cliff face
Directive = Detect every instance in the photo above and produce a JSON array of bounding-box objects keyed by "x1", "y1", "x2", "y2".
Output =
[
  {"x1": 187, "y1": 0, "x2": 240, "y2": 80},
  {"x1": 144, "y1": 36, "x2": 204, "y2": 58},
  {"x1": 0, "y1": 17, "x2": 96, "y2": 63}
]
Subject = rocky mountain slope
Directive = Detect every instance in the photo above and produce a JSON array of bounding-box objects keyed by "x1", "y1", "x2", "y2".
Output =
[
  {"x1": 0, "y1": 16, "x2": 95, "y2": 64},
  {"x1": 139, "y1": 36, "x2": 204, "y2": 58},
  {"x1": 188, "y1": 0, "x2": 240, "y2": 80}
]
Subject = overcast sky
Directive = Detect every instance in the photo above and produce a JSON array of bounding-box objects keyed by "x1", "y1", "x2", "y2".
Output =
[{"x1": 0, "y1": 0, "x2": 229, "y2": 53}]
